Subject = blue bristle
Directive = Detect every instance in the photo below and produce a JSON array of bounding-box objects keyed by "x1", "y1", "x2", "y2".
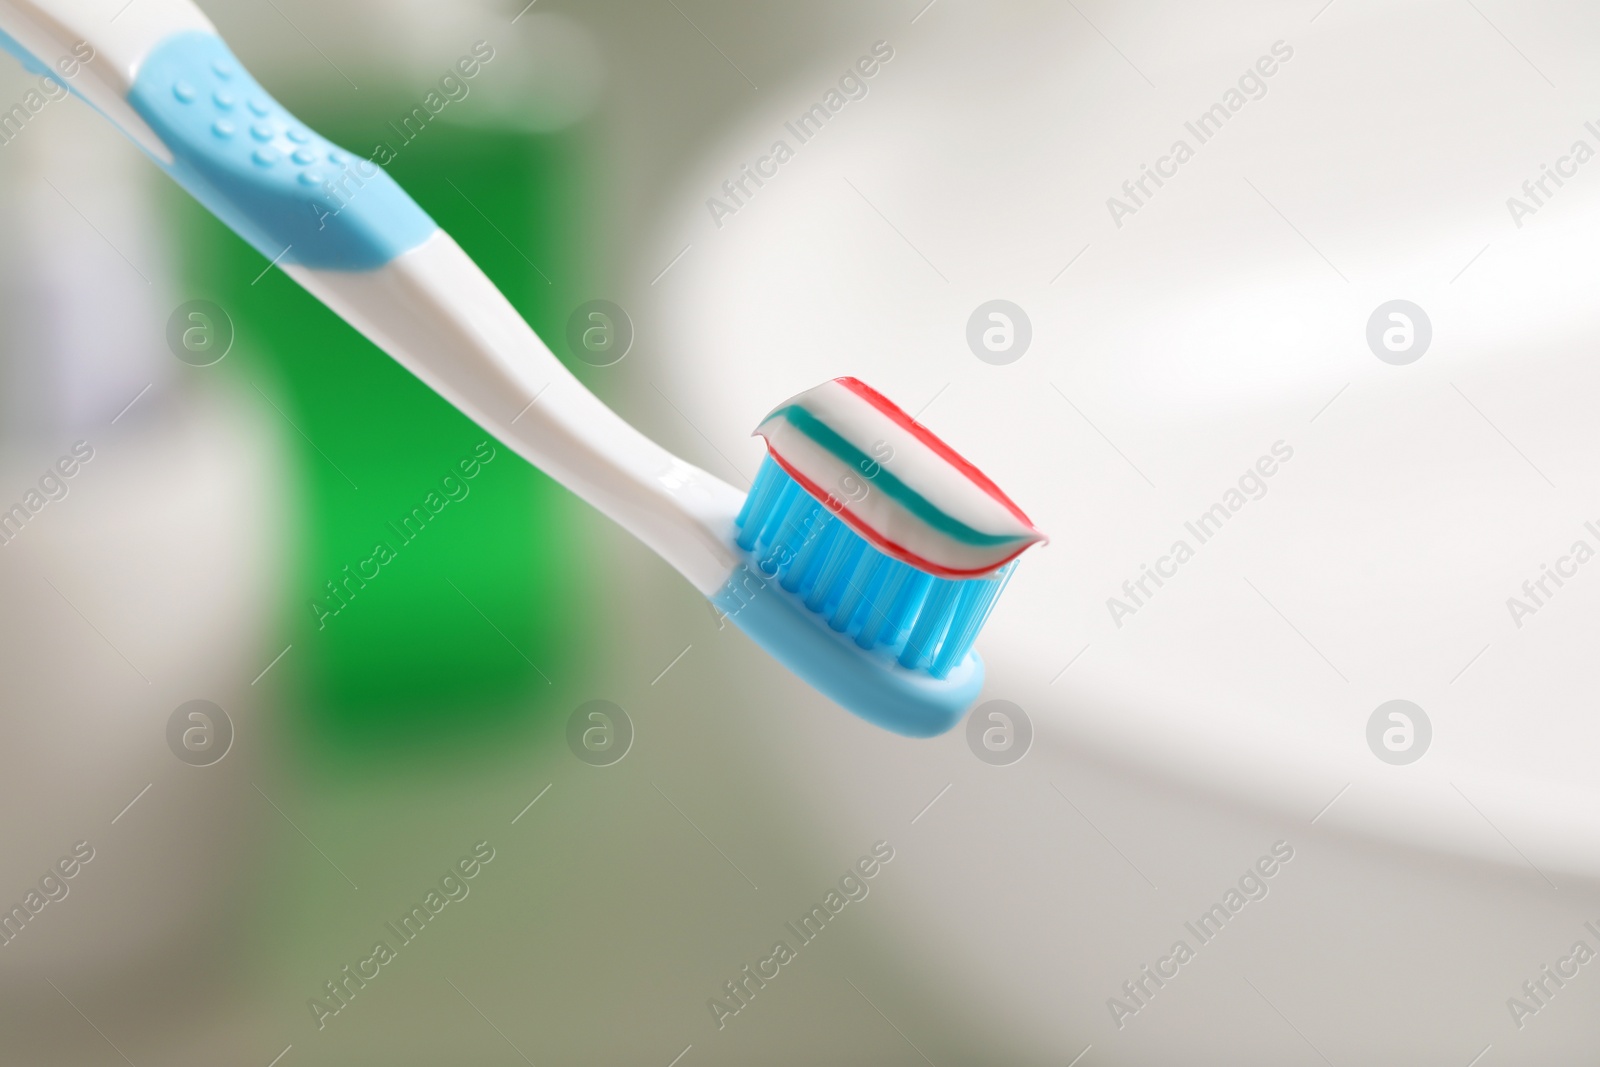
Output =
[
  {"x1": 932, "y1": 568, "x2": 1011, "y2": 676},
  {"x1": 829, "y1": 550, "x2": 885, "y2": 632},
  {"x1": 781, "y1": 513, "x2": 836, "y2": 595},
  {"x1": 854, "y1": 561, "x2": 913, "y2": 649},
  {"x1": 811, "y1": 535, "x2": 865, "y2": 617},
  {"x1": 754, "y1": 488, "x2": 803, "y2": 574},
  {"x1": 734, "y1": 455, "x2": 1016, "y2": 679},
  {"x1": 884, "y1": 568, "x2": 933, "y2": 647},
  {"x1": 899, "y1": 580, "x2": 960, "y2": 671},
  {"x1": 736, "y1": 460, "x2": 784, "y2": 550},
  {"x1": 757, "y1": 479, "x2": 801, "y2": 546}
]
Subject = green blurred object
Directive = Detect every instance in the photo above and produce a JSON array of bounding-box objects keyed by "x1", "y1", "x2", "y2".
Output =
[{"x1": 169, "y1": 109, "x2": 599, "y2": 759}]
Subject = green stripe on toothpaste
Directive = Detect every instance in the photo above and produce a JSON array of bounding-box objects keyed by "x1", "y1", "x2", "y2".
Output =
[{"x1": 773, "y1": 405, "x2": 1025, "y2": 549}]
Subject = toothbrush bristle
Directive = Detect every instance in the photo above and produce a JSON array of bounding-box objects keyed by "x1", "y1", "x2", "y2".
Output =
[{"x1": 735, "y1": 456, "x2": 1015, "y2": 680}]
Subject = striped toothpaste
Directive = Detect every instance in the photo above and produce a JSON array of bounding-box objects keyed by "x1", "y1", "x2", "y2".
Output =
[{"x1": 752, "y1": 377, "x2": 1045, "y2": 579}]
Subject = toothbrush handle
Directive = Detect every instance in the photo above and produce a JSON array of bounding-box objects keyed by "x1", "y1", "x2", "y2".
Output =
[
  {"x1": 288, "y1": 234, "x2": 747, "y2": 595},
  {"x1": 0, "y1": 0, "x2": 746, "y2": 592}
]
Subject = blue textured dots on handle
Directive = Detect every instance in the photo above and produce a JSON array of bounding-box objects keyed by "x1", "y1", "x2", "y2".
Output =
[{"x1": 128, "y1": 32, "x2": 436, "y2": 271}]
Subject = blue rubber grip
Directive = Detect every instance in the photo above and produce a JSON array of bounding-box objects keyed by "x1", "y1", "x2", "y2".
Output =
[{"x1": 127, "y1": 31, "x2": 436, "y2": 270}]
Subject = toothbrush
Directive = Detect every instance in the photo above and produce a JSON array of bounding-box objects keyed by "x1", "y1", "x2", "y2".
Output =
[{"x1": 0, "y1": 0, "x2": 1045, "y2": 737}]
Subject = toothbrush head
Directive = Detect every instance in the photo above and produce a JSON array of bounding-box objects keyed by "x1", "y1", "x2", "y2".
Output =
[{"x1": 711, "y1": 378, "x2": 1045, "y2": 737}]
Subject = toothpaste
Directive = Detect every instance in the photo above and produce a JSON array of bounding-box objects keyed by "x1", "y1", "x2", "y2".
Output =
[{"x1": 753, "y1": 378, "x2": 1045, "y2": 577}]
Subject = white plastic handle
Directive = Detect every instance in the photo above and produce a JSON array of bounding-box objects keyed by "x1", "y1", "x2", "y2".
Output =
[{"x1": 287, "y1": 236, "x2": 747, "y2": 595}]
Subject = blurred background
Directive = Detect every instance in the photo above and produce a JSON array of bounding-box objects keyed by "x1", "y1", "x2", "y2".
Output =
[{"x1": 5, "y1": 0, "x2": 1600, "y2": 1063}]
